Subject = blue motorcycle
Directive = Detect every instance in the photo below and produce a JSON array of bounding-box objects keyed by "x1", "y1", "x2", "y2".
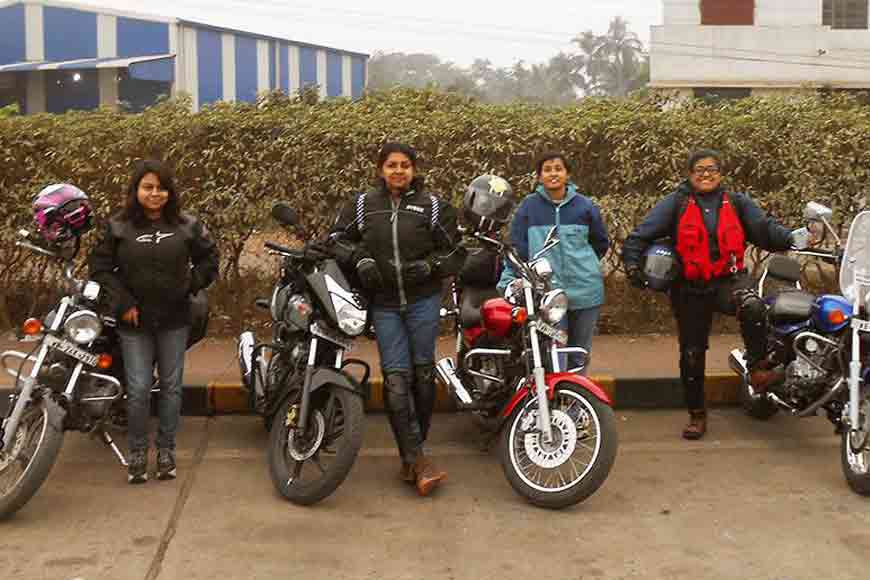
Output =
[{"x1": 730, "y1": 202, "x2": 870, "y2": 494}]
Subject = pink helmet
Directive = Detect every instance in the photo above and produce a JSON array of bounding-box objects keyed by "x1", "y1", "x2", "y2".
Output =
[{"x1": 32, "y1": 184, "x2": 94, "y2": 243}]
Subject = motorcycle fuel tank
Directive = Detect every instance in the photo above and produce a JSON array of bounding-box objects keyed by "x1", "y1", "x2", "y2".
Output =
[
  {"x1": 813, "y1": 294, "x2": 853, "y2": 333},
  {"x1": 481, "y1": 297, "x2": 514, "y2": 338}
]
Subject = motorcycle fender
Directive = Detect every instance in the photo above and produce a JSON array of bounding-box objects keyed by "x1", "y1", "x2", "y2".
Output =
[
  {"x1": 309, "y1": 367, "x2": 365, "y2": 398},
  {"x1": 501, "y1": 372, "x2": 612, "y2": 418}
]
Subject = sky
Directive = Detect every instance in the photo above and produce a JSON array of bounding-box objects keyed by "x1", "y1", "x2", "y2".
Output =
[{"x1": 92, "y1": 0, "x2": 661, "y2": 67}]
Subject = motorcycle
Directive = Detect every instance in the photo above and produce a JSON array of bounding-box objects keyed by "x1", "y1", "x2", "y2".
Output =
[
  {"x1": 238, "y1": 202, "x2": 369, "y2": 505},
  {"x1": 437, "y1": 225, "x2": 618, "y2": 508},
  {"x1": 729, "y1": 201, "x2": 870, "y2": 494},
  {"x1": 0, "y1": 228, "x2": 207, "y2": 518}
]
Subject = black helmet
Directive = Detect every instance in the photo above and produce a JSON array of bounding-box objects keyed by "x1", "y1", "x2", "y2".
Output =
[
  {"x1": 643, "y1": 242, "x2": 681, "y2": 291},
  {"x1": 462, "y1": 174, "x2": 515, "y2": 233}
]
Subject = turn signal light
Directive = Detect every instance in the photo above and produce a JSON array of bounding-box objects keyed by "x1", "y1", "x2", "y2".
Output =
[
  {"x1": 829, "y1": 309, "x2": 847, "y2": 325},
  {"x1": 97, "y1": 354, "x2": 113, "y2": 370},
  {"x1": 22, "y1": 318, "x2": 43, "y2": 336},
  {"x1": 512, "y1": 307, "x2": 528, "y2": 324}
]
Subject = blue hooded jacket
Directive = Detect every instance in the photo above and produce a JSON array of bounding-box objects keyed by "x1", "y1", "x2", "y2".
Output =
[{"x1": 497, "y1": 184, "x2": 609, "y2": 310}]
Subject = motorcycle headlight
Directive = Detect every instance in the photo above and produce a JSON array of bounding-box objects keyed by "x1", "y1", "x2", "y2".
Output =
[
  {"x1": 540, "y1": 290, "x2": 568, "y2": 324},
  {"x1": 64, "y1": 310, "x2": 102, "y2": 344},
  {"x1": 531, "y1": 258, "x2": 553, "y2": 281},
  {"x1": 336, "y1": 301, "x2": 367, "y2": 337}
]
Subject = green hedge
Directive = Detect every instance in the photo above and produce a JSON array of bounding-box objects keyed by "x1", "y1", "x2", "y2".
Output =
[{"x1": 0, "y1": 89, "x2": 866, "y2": 333}]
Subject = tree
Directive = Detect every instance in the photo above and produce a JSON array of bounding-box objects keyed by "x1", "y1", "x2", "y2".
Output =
[{"x1": 573, "y1": 17, "x2": 648, "y2": 97}]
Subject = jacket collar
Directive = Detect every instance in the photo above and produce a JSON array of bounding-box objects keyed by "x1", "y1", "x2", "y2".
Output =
[
  {"x1": 535, "y1": 182, "x2": 579, "y2": 206},
  {"x1": 678, "y1": 180, "x2": 725, "y2": 198}
]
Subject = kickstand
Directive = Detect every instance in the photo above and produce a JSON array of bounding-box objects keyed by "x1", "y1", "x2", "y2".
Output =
[{"x1": 99, "y1": 430, "x2": 128, "y2": 467}]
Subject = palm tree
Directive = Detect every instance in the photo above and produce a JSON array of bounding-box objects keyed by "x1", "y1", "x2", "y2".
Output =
[{"x1": 573, "y1": 17, "x2": 647, "y2": 97}]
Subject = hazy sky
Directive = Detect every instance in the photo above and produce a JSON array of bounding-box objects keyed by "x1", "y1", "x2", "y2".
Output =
[{"x1": 94, "y1": 0, "x2": 661, "y2": 67}]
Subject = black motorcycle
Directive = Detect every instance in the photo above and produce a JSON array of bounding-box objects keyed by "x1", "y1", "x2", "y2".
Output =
[
  {"x1": 238, "y1": 203, "x2": 370, "y2": 505},
  {"x1": 0, "y1": 229, "x2": 208, "y2": 518}
]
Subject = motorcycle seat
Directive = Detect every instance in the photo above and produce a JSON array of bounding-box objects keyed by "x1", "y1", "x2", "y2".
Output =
[
  {"x1": 770, "y1": 290, "x2": 815, "y2": 323},
  {"x1": 767, "y1": 255, "x2": 802, "y2": 284},
  {"x1": 460, "y1": 287, "x2": 500, "y2": 329}
]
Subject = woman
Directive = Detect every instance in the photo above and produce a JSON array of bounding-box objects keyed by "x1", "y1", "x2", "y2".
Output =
[
  {"x1": 89, "y1": 160, "x2": 219, "y2": 484},
  {"x1": 331, "y1": 142, "x2": 461, "y2": 496},
  {"x1": 497, "y1": 152, "x2": 609, "y2": 374},
  {"x1": 622, "y1": 149, "x2": 793, "y2": 440}
]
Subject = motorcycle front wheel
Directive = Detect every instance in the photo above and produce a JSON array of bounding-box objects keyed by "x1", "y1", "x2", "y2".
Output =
[
  {"x1": 0, "y1": 396, "x2": 65, "y2": 519},
  {"x1": 499, "y1": 383, "x2": 617, "y2": 509},
  {"x1": 268, "y1": 385, "x2": 364, "y2": 505},
  {"x1": 841, "y1": 387, "x2": 870, "y2": 495}
]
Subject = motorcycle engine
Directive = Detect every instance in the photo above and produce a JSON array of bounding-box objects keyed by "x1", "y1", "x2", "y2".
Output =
[
  {"x1": 781, "y1": 334, "x2": 837, "y2": 398},
  {"x1": 78, "y1": 375, "x2": 119, "y2": 418}
]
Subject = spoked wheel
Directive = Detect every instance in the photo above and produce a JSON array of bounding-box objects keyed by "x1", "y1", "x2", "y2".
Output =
[
  {"x1": 500, "y1": 384, "x2": 617, "y2": 509},
  {"x1": 0, "y1": 397, "x2": 65, "y2": 519},
  {"x1": 841, "y1": 387, "x2": 870, "y2": 495},
  {"x1": 268, "y1": 386, "x2": 364, "y2": 505}
]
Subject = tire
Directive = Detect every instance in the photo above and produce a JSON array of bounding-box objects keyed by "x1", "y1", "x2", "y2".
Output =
[
  {"x1": 268, "y1": 385, "x2": 364, "y2": 505},
  {"x1": 740, "y1": 377, "x2": 778, "y2": 420},
  {"x1": 841, "y1": 388, "x2": 870, "y2": 495},
  {"x1": 0, "y1": 396, "x2": 65, "y2": 519},
  {"x1": 499, "y1": 383, "x2": 618, "y2": 509}
]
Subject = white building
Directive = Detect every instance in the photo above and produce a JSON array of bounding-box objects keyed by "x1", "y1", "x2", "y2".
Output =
[{"x1": 650, "y1": 0, "x2": 870, "y2": 97}]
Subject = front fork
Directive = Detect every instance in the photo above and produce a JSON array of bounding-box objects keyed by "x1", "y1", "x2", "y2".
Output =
[
  {"x1": 1, "y1": 298, "x2": 71, "y2": 452},
  {"x1": 524, "y1": 285, "x2": 554, "y2": 444}
]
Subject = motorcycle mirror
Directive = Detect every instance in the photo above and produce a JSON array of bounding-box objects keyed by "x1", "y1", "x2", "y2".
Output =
[
  {"x1": 804, "y1": 201, "x2": 833, "y2": 221},
  {"x1": 791, "y1": 227, "x2": 811, "y2": 250},
  {"x1": 271, "y1": 203, "x2": 299, "y2": 227},
  {"x1": 532, "y1": 226, "x2": 560, "y2": 261},
  {"x1": 806, "y1": 219, "x2": 828, "y2": 245}
]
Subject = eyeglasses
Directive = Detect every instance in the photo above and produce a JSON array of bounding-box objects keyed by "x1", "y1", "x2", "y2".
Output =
[{"x1": 692, "y1": 166, "x2": 721, "y2": 176}]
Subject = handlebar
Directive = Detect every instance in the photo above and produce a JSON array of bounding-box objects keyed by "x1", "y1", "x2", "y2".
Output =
[{"x1": 264, "y1": 241, "x2": 302, "y2": 257}]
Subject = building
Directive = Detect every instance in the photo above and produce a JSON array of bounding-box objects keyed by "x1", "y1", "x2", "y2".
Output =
[
  {"x1": 650, "y1": 0, "x2": 870, "y2": 98},
  {"x1": 0, "y1": 0, "x2": 369, "y2": 113}
]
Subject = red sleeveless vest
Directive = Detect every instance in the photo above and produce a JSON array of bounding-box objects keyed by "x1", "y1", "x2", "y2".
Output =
[{"x1": 676, "y1": 193, "x2": 746, "y2": 282}]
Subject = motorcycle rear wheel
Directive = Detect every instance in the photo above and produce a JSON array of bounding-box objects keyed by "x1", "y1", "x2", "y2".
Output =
[
  {"x1": 841, "y1": 387, "x2": 870, "y2": 495},
  {"x1": 268, "y1": 386, "x2": 364, "y2": 505},
  {"x1": 0, "y1": 396, "x2": 65, "y2": 519},
  {"x1": 499, "y1": 383, "x2": 617, "y2": 509}
]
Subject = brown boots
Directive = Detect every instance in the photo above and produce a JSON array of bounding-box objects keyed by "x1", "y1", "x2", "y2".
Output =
[
  {"x1": 682, "y1": 409, "x2": 707, "y2": 440},
  {"x1": 399, "y1": 454, "x2": 447, "y2": 496}
]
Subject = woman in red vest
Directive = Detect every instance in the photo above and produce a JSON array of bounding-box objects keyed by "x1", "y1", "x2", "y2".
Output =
[{"x1": 622, "y1": 150, "x2": 794, "y2": 439}]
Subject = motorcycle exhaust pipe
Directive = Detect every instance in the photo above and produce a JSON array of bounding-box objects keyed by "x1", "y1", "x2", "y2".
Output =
[
  {"x1": 435, "y1": 357, "x2": 474, "y2": 405},
  {"x1": 728, "y1": 349, "x2": 748, "y2": 377}
]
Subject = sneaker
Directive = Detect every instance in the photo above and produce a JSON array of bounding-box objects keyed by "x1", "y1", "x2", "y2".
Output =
[
  {"x1": 157, "y1": 448, "x2": 177, "y2": 481},
  {"x1": 127, "y1": 449, "x2": 148, "y2": 484}
]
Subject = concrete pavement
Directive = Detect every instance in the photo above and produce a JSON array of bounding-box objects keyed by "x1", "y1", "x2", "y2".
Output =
[{"x1": 1, "y1": 409, "x2": 868, "y2": 580}]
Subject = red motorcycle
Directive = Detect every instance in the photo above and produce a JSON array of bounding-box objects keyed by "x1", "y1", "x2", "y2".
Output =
[{"x1": 436, "y1": 225, "x2": 618, "y2": 508}]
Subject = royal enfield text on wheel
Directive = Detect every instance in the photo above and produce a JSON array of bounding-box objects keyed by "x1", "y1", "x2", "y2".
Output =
[
  {"x1": 500, "y1": 382, "x2": 617, "y2": 509},
  {"x1": 729, "y1": 202, "x2": 870, "y2": 495},
  {"x1": 239, "y1": 203, "x2": 369, "y2": 505}
]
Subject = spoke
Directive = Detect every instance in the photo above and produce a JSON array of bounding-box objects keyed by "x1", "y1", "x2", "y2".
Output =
[{"x1": 286, "y1": 459, "x2": 303, "y2": 486}]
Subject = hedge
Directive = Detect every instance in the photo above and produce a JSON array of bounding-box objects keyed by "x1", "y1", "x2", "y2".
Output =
[{"x1": 1, "y1": 88, "x2": 867, "y2": 333}]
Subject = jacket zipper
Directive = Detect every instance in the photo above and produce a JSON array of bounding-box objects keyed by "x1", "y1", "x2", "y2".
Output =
[{"x1": 391, "y1": 197, "x2": 407, "y2": 308}]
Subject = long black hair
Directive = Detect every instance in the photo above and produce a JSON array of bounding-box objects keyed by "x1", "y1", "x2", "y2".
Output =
[
  {"x1": 123, "y1": 159, "x2": 182, "y2": 225},
  {"x1": 375, "y1": 142, "x2": 425, "y2": 193}
]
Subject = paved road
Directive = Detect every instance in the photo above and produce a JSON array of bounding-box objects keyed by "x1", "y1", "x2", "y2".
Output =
[{"x1": 2, "y1": 409, "x2": 869, "y2": 580}]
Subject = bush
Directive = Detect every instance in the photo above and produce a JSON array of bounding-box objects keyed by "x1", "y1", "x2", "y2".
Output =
[{"x1": 1, "y1": 89, "x2": 867, "y2": 334}]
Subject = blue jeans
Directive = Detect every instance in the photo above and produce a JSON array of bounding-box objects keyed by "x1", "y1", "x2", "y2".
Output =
[
  {"x1": 372, "y1": 293, "x2": 441, "y2": 372},
  {"x1": 118, "y1": 325, "x2": 189, "y2": 452},
  {"x1": 559, "y1": 306, "x2": 600, "y2": 375}
]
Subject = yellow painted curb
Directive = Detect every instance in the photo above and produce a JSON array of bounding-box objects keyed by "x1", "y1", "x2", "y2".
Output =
[
  {"x1": 209, "y1": 381, "x2": 249, "y2": 414},
  {"x1": 703, "y1": 373, "x2": 742, "y2": 405}
]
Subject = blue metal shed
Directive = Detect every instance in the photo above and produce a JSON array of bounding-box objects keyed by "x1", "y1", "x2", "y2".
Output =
[{"x1": 0, "y1": 0, "x2": 369, "y2": 113}]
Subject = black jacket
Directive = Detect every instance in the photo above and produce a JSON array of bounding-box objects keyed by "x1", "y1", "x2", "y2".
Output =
[
  {"x1": 88, "y1": 213, "x2": 220, "y2": 330},
  {"x1": 331, "y1": 183, "x2": 461, "y2": 308},
  {"x1": 622, "y1": 181, "x2": 793, "y2": 274}
]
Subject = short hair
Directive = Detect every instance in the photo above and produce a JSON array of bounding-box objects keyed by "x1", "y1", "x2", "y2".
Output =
[{"x1": 535, "y1": 151, "x2": 572, "y2": 176}]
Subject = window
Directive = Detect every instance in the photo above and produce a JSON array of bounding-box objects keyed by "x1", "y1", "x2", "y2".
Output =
[
  {"x1": 823, "y1": 0, "x2": 869, "y2": 29},
  {"x1": 693, "y1": 87, "x2": 752, "y2": 101},
  {"x1": 700, "y1": 0, "x2": 754, "y2": 25}
]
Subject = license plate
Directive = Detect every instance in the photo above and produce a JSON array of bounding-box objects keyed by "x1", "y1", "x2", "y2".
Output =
[
  {"x1": 534, "y1": 321, "x2": 568, "y2": 345},
  {"x1": 854, "y1": 319, "x2": 870, "y2": 333},
  {"x1": 44, "y1": 334, "x2": 99, "y2": 367}
]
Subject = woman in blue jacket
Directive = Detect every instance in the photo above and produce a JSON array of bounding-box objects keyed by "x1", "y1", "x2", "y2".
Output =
[{"x1": 498, "y1": 152, "x2": 609, "y2": 373}]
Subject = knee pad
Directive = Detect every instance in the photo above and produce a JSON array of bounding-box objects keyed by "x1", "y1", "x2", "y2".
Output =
[
  {"x1": 735, "y1": 289, "x2": 765, "y2": 320},
  {"x1": 680, "y1": 346, "x2": 706, "y2": 377},
  {"x1": 414, "y1": 363, "x2": 436, "y2": 388}
]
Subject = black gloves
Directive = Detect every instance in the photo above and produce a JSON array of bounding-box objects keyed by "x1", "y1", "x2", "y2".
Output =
[
  {"x1": 402, "y1": 258, "x2": 438, "y2": 285},
  {"x1": 356, "y1": 258, "x2": 383, "y2": 291},
  {"x1": 627, "y1": 267, "x2": 647, "y2": 289},
  {"x1": 303, "y1": 242, "x2": 331, "y2": 262}
]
